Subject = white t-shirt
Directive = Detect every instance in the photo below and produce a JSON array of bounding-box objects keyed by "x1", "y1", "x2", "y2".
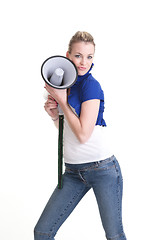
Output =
[{"x1": 63, "y1": 119, "x2": 111, "y2": 164}]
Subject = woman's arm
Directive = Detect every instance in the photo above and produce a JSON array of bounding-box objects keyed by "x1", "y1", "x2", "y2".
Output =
[
  {"x1": 61, "y1": 99, "x2": 100, "y2": 143},
  {"x1": 45, "y1": 84, "x2": 100, "y2": 143}
]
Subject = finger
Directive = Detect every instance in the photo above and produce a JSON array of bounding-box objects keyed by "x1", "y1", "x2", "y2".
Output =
[
  {"x1": 46, "y1": 99, "x2": 58, "y2": 106},
  {"x1": 48, "y1": 95, "x2": 55, "y2": 100},
  {"x1": 48, "y1": 98, "x2": 58, "y2": 104},
  {"x1": 46, "y1": 99, "x2": 54, "y2": 104},
  {"x1": 45, "y1": 103, "x2": 58, "y2": 109}
]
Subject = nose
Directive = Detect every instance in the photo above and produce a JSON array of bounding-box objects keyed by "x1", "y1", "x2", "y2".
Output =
[{"x1": 80, "y1": 57, "x2": 86, "y2": 65}]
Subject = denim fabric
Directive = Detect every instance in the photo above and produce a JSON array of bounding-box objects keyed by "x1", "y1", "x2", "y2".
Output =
[{"x1": 34, "y1": 155, "x2": 126, "y2": 240}]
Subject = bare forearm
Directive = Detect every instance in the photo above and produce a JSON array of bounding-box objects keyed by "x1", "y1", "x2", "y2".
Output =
[{"x1": 60, "y1": 103, "x2": 84, "y2": 143}]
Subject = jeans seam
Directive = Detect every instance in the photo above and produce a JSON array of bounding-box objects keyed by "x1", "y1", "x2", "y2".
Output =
[{"x1": 114, "y1": 161, "x2": 124, "y2": 235}]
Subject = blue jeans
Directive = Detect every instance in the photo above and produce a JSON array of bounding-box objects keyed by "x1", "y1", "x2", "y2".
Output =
[{"x1": 34, "y1": 155, "x2": 127, "y2": 240}]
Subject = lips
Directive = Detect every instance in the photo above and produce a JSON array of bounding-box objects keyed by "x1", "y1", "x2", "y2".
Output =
[{"x1": 78, "y1": 67, "x2": 86, "y2": 71}]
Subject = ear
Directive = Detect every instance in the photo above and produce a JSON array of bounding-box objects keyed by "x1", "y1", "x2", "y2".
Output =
[{"x1": 66, "y1": 51, "x2": 70, "y2": 58}]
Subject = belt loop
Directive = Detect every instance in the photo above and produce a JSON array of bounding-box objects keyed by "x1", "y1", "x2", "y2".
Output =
[{"x1": 95, "y1": 161, "x2": 99, "y2": 167}]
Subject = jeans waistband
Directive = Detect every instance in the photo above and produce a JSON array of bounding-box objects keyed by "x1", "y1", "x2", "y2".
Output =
[{"x1": 65, "y1": 155, "x2": 116, "y2": 172}]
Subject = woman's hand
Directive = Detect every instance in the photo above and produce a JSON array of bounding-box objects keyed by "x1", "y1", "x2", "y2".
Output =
[
  {"x1": 44, "y1": 84, "x2": 67, "y2": 107},
  {"x1": 44, "y1": 95, "x2": 59, "y2": 120}
]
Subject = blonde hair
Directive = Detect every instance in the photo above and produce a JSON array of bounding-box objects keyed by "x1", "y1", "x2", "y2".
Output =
[{"x1": 68, "y1": 31, "x2": 95, "y2": 53}]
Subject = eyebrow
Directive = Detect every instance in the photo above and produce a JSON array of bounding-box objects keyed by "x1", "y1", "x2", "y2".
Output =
[{"x1": 75, "y1": 52, "x2": 94, "y2": 56}]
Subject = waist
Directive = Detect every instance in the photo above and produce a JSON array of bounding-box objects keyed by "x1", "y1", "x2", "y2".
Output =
[{"x1": 65, "y1": 155, "x2": 116, "y2": 171}]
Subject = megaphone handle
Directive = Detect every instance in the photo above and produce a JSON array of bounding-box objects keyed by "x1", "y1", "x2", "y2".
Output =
[
  {"x1": 58, "y1": 115, "x2": 64, "y2": 189},
  {"x1": 58, "y1": 105, "x2": 63, "y2": 115}
]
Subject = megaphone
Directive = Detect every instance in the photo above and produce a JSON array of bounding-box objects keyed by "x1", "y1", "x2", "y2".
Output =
[
  {"x1": 41, "y1": 55, "x2": 78, "y2": 190},
  {"x1": 41, "y1": 55, "x2": 78, "y2": 89}
]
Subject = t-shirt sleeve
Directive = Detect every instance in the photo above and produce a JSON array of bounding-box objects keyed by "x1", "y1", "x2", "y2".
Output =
[{"x1": 80, "y1": 79, "x2": 103, "y2": 103}]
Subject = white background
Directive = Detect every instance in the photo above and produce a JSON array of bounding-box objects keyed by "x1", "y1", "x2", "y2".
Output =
[{"x1": 0, "y1": 0, "x2": 165, "y2": 239}]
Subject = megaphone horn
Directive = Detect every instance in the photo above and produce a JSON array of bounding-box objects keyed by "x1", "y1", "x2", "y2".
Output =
[{"x1": 41, "y1": 55, "x2": 78, "y2": 89}]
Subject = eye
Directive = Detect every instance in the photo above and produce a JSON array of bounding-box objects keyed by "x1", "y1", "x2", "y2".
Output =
[
  {"x1": 75, "y1": 54, "x2": 81, "y2": 58},
  {"x1": 88, "y1": 56, "x2": 93, "y2": 59}
]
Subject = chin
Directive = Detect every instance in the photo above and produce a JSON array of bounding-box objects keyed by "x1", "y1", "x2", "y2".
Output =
[{"x1": 78, "y1": 69, "x2": 88, "y2": 76}]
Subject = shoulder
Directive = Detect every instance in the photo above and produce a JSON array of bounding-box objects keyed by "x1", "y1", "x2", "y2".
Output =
[
  {"x1": 81, "y1": 74, "x2": 101, "y2": 89},
  {"x1": 80, "y1": 74, "x2": 104, "y2": 102}
]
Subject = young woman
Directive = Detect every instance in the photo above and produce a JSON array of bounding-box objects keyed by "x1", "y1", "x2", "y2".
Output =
[{"x1": 34, "y1": 31, "x2": 127, "y2": 240}]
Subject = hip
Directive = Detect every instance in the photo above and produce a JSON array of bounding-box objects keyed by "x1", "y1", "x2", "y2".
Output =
[
  {"x1": 64, "y1": 155, "x2": 123, "y2": 188},
  {"x1": 65, "y1": 155, "x2": 121, "y2": 174}
]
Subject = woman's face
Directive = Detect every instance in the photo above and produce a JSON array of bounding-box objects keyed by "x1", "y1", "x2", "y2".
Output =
[{"x1": 67, "y1": 42, "x2": 95, "y2": 76}]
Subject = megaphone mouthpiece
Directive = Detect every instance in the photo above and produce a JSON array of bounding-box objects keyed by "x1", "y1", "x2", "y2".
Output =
[
  {"x1": 55, "y1": 68, "x2": 64, "y2": 76},
  {"x1": 49, "y1": 67, "x2": 64, "y2": 86}
]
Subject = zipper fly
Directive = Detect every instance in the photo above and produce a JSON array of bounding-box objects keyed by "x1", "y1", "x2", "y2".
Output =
[{"x1": 78, "y1": 171, "x2": 86, "y2": 183}]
